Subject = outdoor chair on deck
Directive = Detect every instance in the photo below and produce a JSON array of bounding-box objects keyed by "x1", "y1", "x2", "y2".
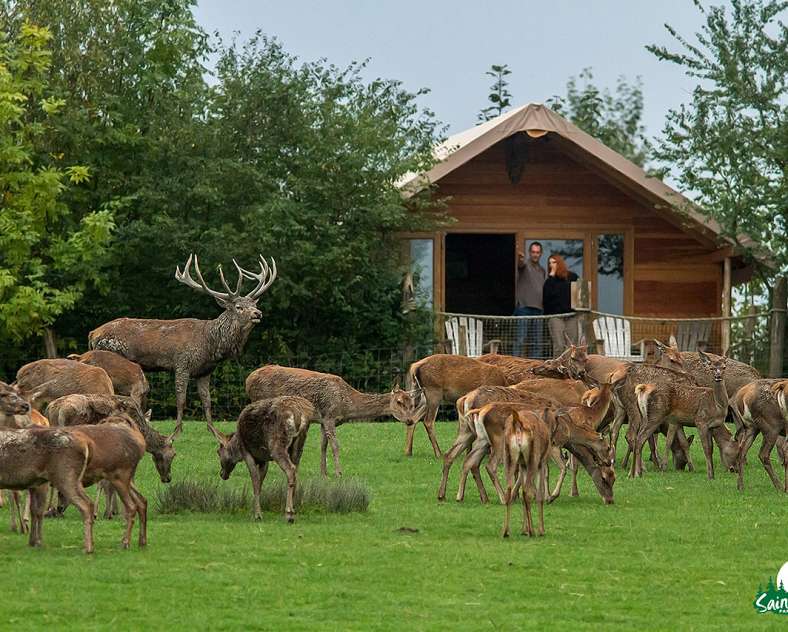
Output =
[
  {"x1": 444, "y1": 316, "x2": 500, "y2": 357},
  {"x1": 592, "y1": 316, "x2": 644, "y2": 362},
  {"x1": 673, "y1": 321, "x2": 712, "y2": 352}
]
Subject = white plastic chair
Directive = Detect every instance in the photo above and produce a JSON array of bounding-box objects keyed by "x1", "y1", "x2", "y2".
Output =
[
  {"x1": 592, "y1": 316, "x2": 643, "y2": 362},
  {"x1": 445, "y1": 317, "x2": 484, "y2": 357}
]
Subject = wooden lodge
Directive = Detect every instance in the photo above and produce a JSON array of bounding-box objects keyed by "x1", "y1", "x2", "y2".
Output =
[{"x1": 398, "y1": 103, "x2": 756, "y2": 352}]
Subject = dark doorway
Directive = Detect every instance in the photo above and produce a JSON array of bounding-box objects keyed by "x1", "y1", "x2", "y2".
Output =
[{"x1": 445, "y1": 233, "x2": 515, "y2": 315}]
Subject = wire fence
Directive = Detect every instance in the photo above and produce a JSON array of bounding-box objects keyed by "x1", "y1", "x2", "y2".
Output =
[{"x1": 0, "y1": 309, "x2": 780, "y2": 422}]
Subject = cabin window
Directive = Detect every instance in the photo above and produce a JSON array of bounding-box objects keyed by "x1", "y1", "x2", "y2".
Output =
[
  {"x1": 597, "y1": 233, "x2": 624, "y2": 314},
  {"x1": 409, "y1": 239, "x2": 434, "y2": 310},
  {"x1": 525, "y1": 239, "x2": 584, "y2": 277}
]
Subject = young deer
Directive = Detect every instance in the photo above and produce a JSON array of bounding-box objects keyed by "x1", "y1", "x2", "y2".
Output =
[
  {"x1": 405, "y1": 354, "x2": 508, "y2": 457},
  {"x1": 498, "y1": 407, "x2": 552, "y2": 538},
  {"x1": 246, "y1": 365, "x2": 418, "y2": 477},
  {"x1": 730, "y1": 379, "x2": 788, "y2": 492},
  {"x1": 68, "y1": 350, "x2": 150, "y2": 411},
  {"x1": 64, "y1": 419, "x2": 148, "y2": 548},
  {"x1": 632, "y1": 350, "x2": 735, "y2": 479},
  {"x1": 209, "y1": 396, "x2": 317, "y2": 523},
  {"x1": 15, "y1": 359, "x2": 114, "y2": 411},
  {"x1": 0, "y1": 426, "x2": 95, "y2": 552}
]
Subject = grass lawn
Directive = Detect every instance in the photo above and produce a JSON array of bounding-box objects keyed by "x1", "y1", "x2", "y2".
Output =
[{"x1": 0, "y1": 419, "x2": 784, "y2": 630}]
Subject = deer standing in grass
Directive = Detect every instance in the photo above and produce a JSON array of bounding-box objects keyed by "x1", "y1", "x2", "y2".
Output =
[
  {"x1": 499, "y1": 407, "x2": 552, "y2": 538},
  {"x1": 730, "y1": 379, "x2": 788, "y2": 492},
  {"x1": 67, "y1": 350, "x2": 150, "y2": 410},
  {"x1": 89, "y1": 254, "x2": 276, "y2": 430},
  {"x1": 14, "y1": 359, "x2": 114, "y2": 411},
  {"x1": 632, "y1": 350, "x2": 736, "y2": 479},
  {"x1": 64, "y1": 420, "x2": 148, "y2": 549},
  {"x1": 246, "y1": 365, "x2": 419, "y2": 477},
  {"x1": 405, "y1": 354, "x2": 508, "y2": 457},
  {"x1": 438, "y1": 378, "x2": 585, "y2": 503},
  {"x1": 209, "y1": 396, "x2": 317, "y2": 523}
]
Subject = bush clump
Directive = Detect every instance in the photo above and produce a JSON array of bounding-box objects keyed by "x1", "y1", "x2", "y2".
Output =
[{"x1": 155, "y1": 477, "x2": 370, "y2": 515}]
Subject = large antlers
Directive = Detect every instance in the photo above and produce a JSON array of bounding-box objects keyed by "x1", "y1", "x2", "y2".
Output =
[{"x1": 175, "y1": 254, "x2": 277, "y2": 302}]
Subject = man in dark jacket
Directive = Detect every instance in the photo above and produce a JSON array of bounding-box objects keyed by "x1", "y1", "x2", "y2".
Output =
[{"x1": 514, "y1": 242, "x2": 546, "y2": 357}]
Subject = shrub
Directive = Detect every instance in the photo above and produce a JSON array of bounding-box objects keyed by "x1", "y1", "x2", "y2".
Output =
[{"x1": 155, "y1": 477, "x2": 370, "y2": 515}]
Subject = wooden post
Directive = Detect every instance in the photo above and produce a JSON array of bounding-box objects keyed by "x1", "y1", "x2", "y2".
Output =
[
  {"x1": 768, "y1": 276, "x2": 786, "y2": 378},
  {"x1": 43, "y1": 328, "x2": 57, "y2": 358},
  {"x1": 721, "y1": 257, "x2": 731, "y2": 355},
  {"x1": 458, "y1": 323, "x2": 468, "y2": 356}
]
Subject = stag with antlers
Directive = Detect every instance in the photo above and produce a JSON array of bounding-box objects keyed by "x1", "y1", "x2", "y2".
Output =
[{"x1": 89, "y1": 254, "x2": 277, "y2": 430}]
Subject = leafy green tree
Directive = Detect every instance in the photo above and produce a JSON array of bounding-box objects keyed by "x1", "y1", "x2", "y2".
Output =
[
  {"x1": 647, "y1": 0, "x2": 787, "y2": 273},
  {"x1": 549, "y1": 68, "x2": 650, "y2": 167},
  {"x1": 478, "y1": 64, "x2": 512, "y2": 122},
  {"x1": 0, "y1": 23, "x2": 114, "y2": 356}
]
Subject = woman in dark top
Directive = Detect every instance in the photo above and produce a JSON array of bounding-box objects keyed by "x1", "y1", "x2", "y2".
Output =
[{"x1": 543, "y1": 253, "x2": 579, "y2": 356}]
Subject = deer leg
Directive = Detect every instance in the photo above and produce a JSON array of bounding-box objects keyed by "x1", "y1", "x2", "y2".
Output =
[
  {"x1": 22, "y1": 491, "x2": 31, "y2": 534},
  {"x1": 483, "y1": 450, "x2": 506, "y2": 504},
  {"x1": 570, "y1": 455, "x2": 580, "y2": 497},
  {"x1": 243, "y1": 453, "x2": 265, "y2": 520},
  {"x1": 664, "y1": 424, "x2": 678, "y2": 471},
  {"x1": 130, "y1": 483, "x2": 147, "y2": 547},
  {"x1": 696, "y1": 423, "x2": 715, "y2": 480},
  {"x1": 406, "y1": 402, "x2": 437, "y2": 456},
  {"x1": 757, "y1": 432, "x2": 782, "y2": 492},
  {"x1": 522, "y1": 462, "x2": 535, "y2": 537},
  {"x1": 109, "y1": 476, "x2": 137, "y2": 550},
  {"x1": 609, "y1": 402, "x2": 626, "y2": 463},
  {"x1": 423, "y1": 418, "x2": 443, "y2": 458},
  {"x1": 272, "y1": 449, "x2": 298, "y2": 523},
  {"x1": 502, "y1": 452, "x2": 515, "y2": 538},
  {"x1": 290, "y1": 432, "x2": 308, "y2": 466},
  {"x1": 404, "y1": 423, "x2": 417, "y2": 457},
  {"x1": 672, "y1": 427, "x2": 694, "y2": 471},
  {"x1": 537, "y1": 463, "x2": 546, "y2": 536},
  {"x1": 196, "y1": 374, "x2": 212, "y2": 426},
  {"x1": 174, "y1": 369, "x2": 189, "y2": 431},
  {"x1": 648, "y1": 435, "x2": 664, "y2": 471},
  {"x1": 438, "y1": 426, "x2": 475, "y2": 501},
  {"x1": 56, "y1": 477, "x2": 94, "y2": 554},
  {"x1": 28, "y1": 485, "x2": 48, "y2": 548},
  {"x1": 104, "y1": 482, "x2": 119, "y2": 520},
  {"x1": 323, "y1": 419, "x2": 342, "y2": 478},
  {"x1": 457, "y1": 438, "x2": 489, "y2": 503},
  {"x1": 547, "y1": 447, "x2": 567, "y2": 503},
  {"x1": 735, "y1": 426, "x2": 758, "y2": 491}
]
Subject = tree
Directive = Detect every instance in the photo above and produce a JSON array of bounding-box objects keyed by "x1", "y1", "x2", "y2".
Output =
[
  {"x1": 549, "y1": 68, "x2": 650, "y2": 167},
  {"x1": 647, "y1": 0, "x2": 787, "y2": 273},
  {"x1": 478, "y1": 64, "x2": 512, "y2": 122},
  {"x1": 0, "y1": 23, "x2": 114, "y2": 356}
]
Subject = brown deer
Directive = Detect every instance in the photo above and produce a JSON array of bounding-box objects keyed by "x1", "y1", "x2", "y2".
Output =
[
  {"x1": 15, "y1": 359, "x2": 114, "y2": 411},
  {"x1": 404, "y1": 354, "x2": 508, "y2": 457},
  {"x1": 63, "y1": 420, "x2": 148, "y2": 548},
  {"x1": 46, "y1": 393, "x2": 179, "y2": 485},
  {"x1": 89, "y1": 254, "x2": 276, "y2": 430},
  {"x1": 478, "y1": 347, "x2": 582, "y2": 384},
  {"x1": 498, "y1": 406, "x2": 552, "y2": 538},
  {"x1": 246, "y1": 365, "x2": 418, "y2": 477},
  {"x1": 0, "y1": 426, "x2": 95, "y2": 552},
  {"x1": 209, "y1": 396, "x2": 316, "y2": 523},
  {"x1": 632, "y1": 350, "x2": 736, "y2": 479},
  {"x1": 438, "y1": 379, "x2": 584, "y2": 503},
  {"x1": 68, "y1": 350, "x2": 149, "y2": 410},
  {"x1": 730, "y1": 379, "x2": 788, "y2": 492},
  {"x1": 466, "y1": 400, "x2": 616, "y2": 506},
  {"x1": 0, "y1": 380, "x2": 33, "y2": 426}
]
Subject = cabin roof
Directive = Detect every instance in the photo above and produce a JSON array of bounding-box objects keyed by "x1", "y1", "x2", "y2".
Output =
[{"x1": 399, "y1": 103, "x2": 764, "y2": 261}]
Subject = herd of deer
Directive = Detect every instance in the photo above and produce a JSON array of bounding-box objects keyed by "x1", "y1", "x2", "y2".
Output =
[{"x1": 0, "y1": 253, "x2": 785, "y2": 552}]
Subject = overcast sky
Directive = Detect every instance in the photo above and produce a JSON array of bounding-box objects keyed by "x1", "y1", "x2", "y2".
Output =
[{"x1": 193, "y1": 0, "x2": 712, "y2": 141}]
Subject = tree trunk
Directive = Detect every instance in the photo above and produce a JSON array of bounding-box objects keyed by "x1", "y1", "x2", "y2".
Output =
[
  {"x1": 43, "y1": 328, "x2": 58, "y2": 359},
  {"x1": 768, "y1": 277, "x2": 786, "y2": 378}
]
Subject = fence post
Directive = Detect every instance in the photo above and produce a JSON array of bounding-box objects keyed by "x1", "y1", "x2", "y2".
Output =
[
  {"x1": 768, "y1": 276, "x2": 786, "y2": 377},
  {"x1": 721, "y1": 257, "x2": 732, "y2": 355}
]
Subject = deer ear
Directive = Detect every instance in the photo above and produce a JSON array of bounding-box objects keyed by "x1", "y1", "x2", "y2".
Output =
[
  {"x1": 669, "y1": 335, "x2": 678, "y2": 349},
  {"x1": 145, "y1": 409, "x2": 152, "y2": 422}
]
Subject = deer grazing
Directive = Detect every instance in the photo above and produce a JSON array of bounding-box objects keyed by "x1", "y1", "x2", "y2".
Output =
[
  {"x1": 0, "y1": 426, "x2": 95, "y2": 552},
  {"x1": 44, "y1": 393, "x2": 178, "y2": 518},
  {"x1": 14, "y1": 359, "x2": 114, "y2": 411},
  {"x1": 498, "y1": 406, "x2": 552, "y2": 538},
  {"x1": 632, "y1": 350, "x2": 736, "y2": 479},
  {"x1": 89, "y1": 253, "x2": 277, "y2": 430},
  {"x1": 730, "y1": 379, "x2": 788, "y2": 492},
  {"x1": 404, "y1": 354, "x2": 508, "y2": 457},
  {"x1": 245, "y1": 365, "x2": 419, "y2": 477},
  {"x1": 67, "y1": 350, "x2": 149, "y2": 410},
  {"x1": 209, "y1": 396, "x2": 317, "y2": 523}
]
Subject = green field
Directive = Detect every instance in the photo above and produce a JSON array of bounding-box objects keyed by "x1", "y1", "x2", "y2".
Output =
[{"x1": 0, "y1": 420, "x2": 784, "y2": 630}]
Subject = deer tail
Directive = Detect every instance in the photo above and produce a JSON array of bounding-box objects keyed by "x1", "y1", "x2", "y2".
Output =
[{"x1": 634, "y1": 383, "x2": 655, "y2": 422}]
